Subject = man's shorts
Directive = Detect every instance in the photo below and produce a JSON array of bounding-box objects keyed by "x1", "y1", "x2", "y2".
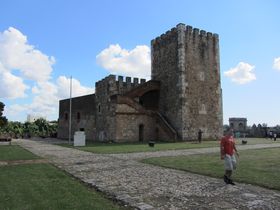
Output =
[{"x1": 224, "y1": 154, "x2": 237, "y2": 171}]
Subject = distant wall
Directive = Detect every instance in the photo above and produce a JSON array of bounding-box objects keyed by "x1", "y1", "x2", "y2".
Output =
[{"x1": 57, "y1": 94, "x2": 96, "y2": 141}]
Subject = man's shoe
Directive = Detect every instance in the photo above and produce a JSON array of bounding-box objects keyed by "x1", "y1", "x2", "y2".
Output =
[
  {"x1": 223, "y1": 175, "x2": 230, "y2": 184},
  {"x1": 228, "y1": 179, "x2": 235, "y2": 185}
]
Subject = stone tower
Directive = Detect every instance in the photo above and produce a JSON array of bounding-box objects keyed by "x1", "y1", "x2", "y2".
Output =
[{"x1": 151, "y1": 23, "x2": 223, "y2": 140}]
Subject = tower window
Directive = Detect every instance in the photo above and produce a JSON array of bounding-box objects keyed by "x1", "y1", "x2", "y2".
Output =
[
  {"x1": 239, "y1": 123, "x2": 243, "y2": 130},
  {"x1": 77, "y1": 112, "x2": 81, "y2": 122},
  {"x1": 199, "y1": 72, "x2": 205, "y2": 81},
  {"x1": 199, "y1": 104, "x2": 207, "y2": 114}
]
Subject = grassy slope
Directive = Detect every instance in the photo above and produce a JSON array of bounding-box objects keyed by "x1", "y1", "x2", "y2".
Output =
[
  {"x1": 62, "y1": 138, "x2": 278, "y2": 154},
  {"x1": 68, "y1": 141, "x2": 219, "y2": 153},
  {"x1": 0, "y1": 145, "x2": 40, "y2": 160},
  {"x1": 0, "y1": 164, "x2": 127, "y2": 210},
  {"x1": 142, "y1": 148, "x2": 280, "y2": 190},
  {"x1": 0, "y1": 145, "x2": 128, "y2": 210}
]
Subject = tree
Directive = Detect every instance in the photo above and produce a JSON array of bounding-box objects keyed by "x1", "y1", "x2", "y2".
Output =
[
  {"x1": 0, "y1": 102, "x2": 4, "y2": 115},
  {"x1": 1, "y1": 115, "x2": 58, "y2": 138},
  {"x1": 34, "y1": 118, "x2": 50, "y2": 137},
  {"x1": 4, "y1": 121, "x2": 24, "y2": 138},
  {"x1": 22, "y1": 121, "x2": 40, "y2": 138},
  {"x1": 0, "y1": 102, "x2": 8, "y2": 128}
]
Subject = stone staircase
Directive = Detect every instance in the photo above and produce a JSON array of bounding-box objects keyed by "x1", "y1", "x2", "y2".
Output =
[{"x1": 155, "y1": 112, "x2": 178, "y2": 140}]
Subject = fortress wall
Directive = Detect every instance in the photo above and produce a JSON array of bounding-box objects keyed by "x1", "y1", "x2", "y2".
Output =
[
  {"x1": 151, "y1": 26, "x2": 180, "y2": 137},
  {"x1": 57, "y1": 94, "x2": 96, "y2": 141},
  {"x1": 94, "y1": 75, "x2": 146, "y2": 141}
]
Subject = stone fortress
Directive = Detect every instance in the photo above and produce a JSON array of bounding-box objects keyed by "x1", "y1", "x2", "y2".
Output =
[{"x1": 58, "y1": 23, "x2": 223, "y2": 142}]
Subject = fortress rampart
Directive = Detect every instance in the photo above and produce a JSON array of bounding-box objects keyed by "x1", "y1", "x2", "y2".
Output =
[
  {"x1": 151, "y1": 24, "x2": 218, "y2": 50},
  {"x1": 95, "y1": 75, "x2": 146, "y2": 96}
]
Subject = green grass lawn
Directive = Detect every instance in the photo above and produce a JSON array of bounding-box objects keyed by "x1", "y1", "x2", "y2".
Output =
[
  {"x1": 61, "y1": 138, "x2": 278, "y2": 154},
  {"x1": 0, "y1": 145, "x2": 40, "y2": 160},
  {"x1": 0, "y1": 145, "x2": 129, "y2": 210},
  {"x1": 142, "y1": 147, "x2": 280, "y2": 190},
  {"x1": 235, "y1": 137, "x2": 279, "y2": 145},
  {"x1": 64, "y1": 141, "x2": 219, "y2": 154},
  {"x1": 0, "y1": 164, "x2": 128, "y2": 210}
]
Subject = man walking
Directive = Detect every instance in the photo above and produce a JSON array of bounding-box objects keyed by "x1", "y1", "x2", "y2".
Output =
[
  {"x1": 220, "y1": 129, "x2": 239, "y2": 185},
  {"x1": 273, "y1": 133, "x2": 277, "y2": 141}
]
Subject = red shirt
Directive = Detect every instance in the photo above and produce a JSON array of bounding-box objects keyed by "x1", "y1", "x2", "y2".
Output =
[{"x1": 220, "y1": 135, "x2": 235, "y2": 156}]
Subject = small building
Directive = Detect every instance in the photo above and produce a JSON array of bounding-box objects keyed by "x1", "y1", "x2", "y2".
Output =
[
  {"x1": 229, "y1": 118, "x2": 247, "y2": 137},
  {"x1": 27, "y1": 114, "x2": 46, "y2": 123}
]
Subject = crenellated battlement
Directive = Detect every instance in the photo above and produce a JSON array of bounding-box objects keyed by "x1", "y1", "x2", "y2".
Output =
[
  {"x1": 95, "y1": 74, "x2": 147, "y2": 96},
  {"x1": 151, "y1": 23, "x2": 219, "y2": 49},
  {"x1": 151, "y1": 27, "x2": 177, "y2": 46}
]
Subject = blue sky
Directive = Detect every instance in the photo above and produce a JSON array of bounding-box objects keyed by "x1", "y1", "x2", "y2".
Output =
[{"x1": 0, "y1": 0, "x2": 279, "y2": 126}]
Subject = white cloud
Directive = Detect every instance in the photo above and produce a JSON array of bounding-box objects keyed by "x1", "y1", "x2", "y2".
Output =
[
  {"x1": 0, "y1": 62, "x2": 28, "y2": 99},
  {"x1": 0, "y1": 27, "x2": 55, "y2": 99},
  {"x1": 224, "y1": 62, "x2": 256, "y2": 84},
  {"x1": 96, "y1": 44, "x2": 151, "y2": 79},
  {"x1": 31, "y1": 86, "x2": 40, "y2": 94},
  {"x1": 5, "y1": 104, "x2": 29, "y2": 117},
  {"x1": 5, "y1": 77, "x2": 94, "y2": 121},
  {"x1": 56, "y1": 76, "x2": 94, "y2": 99},
  {"x1": 273, "y1": 57, "x2": 280, "y2": 71},
  {"x1": 0, "y1": 27, "x2": 94, "y2": 121},
  {"x1": 0, "y1": 27, "x2": 55, "y2": 82}
]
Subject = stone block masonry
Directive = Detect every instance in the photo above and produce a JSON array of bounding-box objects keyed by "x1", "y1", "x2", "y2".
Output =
[
  {"x1": 58, "y1": 23, "x2": 223, "y2": 142},
  {"x1": 95, "y1": 75, "x2": 148, "y2": 142},
  {"x1": 58, "y1": 94, "x2": 96, "y2": 141},
  {"x1": 152, "y1": 23, "x2": 223, "y2": 140}
]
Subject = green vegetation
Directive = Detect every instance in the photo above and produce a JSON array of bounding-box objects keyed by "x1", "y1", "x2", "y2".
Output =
[
  {"x1": 0, "y1": 145, "x2": 40, "y2": 161},
  {"x1": 65, "y1": 141, "x2": 220, "y2": 154},
  {"x1": 63, "y1": 138, "x2": 277, "y2": 154},
  {"x1": 0, "y1": 102, "x2": 8, "y2": 127},
  {"x1": 0, "y1": 164, "x2": 127, "y2": 210},
  {"x1": 235, "y1": 138, "x2": 279, "y2": 145},
  {"x1": 0, "y1": 145, "x2": 128, "y2": 210},
  {"x1": 0, "y1": 118, "x2": 58, "y2": 138},
  {"x1": 142, "y1": 147, "x2": 280, "y2": 190}
]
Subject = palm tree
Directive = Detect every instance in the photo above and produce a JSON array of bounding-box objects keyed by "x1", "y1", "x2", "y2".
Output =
[
  {"x1": 0, "y1": 101, "x2": 8, "y2": 128},
  {"x1": 3, "y1": 121, "x2": 24, "y2": 138},
  {"x1": 34, "y1": 118, "x2": 49, "y2": 138}
]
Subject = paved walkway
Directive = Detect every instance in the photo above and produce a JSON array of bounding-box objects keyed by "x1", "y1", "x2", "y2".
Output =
[{"x1": 15, "y1": 139, "x2": 280, "y2": 210}]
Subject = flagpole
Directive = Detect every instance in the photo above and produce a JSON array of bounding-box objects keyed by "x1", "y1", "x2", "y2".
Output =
[{"x1": 68, "y1": 76, "x2": 72, "y2": 145}]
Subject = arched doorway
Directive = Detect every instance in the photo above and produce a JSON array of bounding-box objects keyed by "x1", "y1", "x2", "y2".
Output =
[{"x1": 139, "y1": 124, "x2": 144, "y2": 142}]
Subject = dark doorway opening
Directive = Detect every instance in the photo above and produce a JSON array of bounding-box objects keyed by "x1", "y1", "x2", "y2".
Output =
[{"x1": 139, "y1": 124, "x2": 144, "y2": 142}]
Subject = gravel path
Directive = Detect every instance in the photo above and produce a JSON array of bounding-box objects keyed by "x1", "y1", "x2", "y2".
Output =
[{"x1": 15, "y1": 139, "x2": 280, "y2": 210}]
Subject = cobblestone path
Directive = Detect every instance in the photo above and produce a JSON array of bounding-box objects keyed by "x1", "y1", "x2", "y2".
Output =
[{"x1": 15, "y1": 139, "x2": 280, "y2": 210}]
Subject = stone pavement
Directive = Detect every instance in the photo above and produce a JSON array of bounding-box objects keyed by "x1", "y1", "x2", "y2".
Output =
[{"x1": 15, "y1": 139, "x2": 280, "y2": 210}]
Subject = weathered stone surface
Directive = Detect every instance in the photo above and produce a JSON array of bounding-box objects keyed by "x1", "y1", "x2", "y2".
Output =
[
  {"x1": 229, "y1": 118, "x2": 247, "y2": 132},
  {"x1": 58, "y1": 23, "x2": 223, "y2": 143},
  {"x1": 58, "y1": 94, "x2": 96, "y2": 141},
  {"x1": 16, "y1": 139, "x2": 280, "y2": 210},
  {"x1": 152, "y1": 23, "x2": 223, "y2": 140}
]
